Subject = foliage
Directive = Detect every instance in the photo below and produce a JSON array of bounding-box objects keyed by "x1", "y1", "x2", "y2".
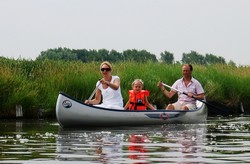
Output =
[
  {"x1": 228, "y1": 60, "x2": 236, "y2": 67},
  {"x1": 182, "y1": 51, "x2": 205, "y2": 65},
  {"x1": 37, "y1": 48, "x2": 158, "y2": 63},
  {"x1": 37, "y1": 47, "x2": 233, "y2": 66},
  {"x1": 37, "y1": 47, "x2": 77, "y2": 61},
  {"x1": 182, "y1": 51, "x2": 227, "y2": 65},
  {"x1": 1, "y1": 58, "x2": 250, "y2": 118},
  {"x1": 205, "y1": 54, "x2": 226, "y2": 65},
  {"x1": 160, "y1": 51, "x2": 174, "y2": 64}
]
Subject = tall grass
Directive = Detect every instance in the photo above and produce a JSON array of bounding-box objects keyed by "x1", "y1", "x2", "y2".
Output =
[{"x1": 0, "y1": 58, "x2": 250, "y2": 118}]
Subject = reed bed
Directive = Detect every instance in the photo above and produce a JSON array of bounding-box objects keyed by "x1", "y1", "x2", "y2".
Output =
[{"x1": 0, "y1": 58, "x2": 250, "y2": 118}]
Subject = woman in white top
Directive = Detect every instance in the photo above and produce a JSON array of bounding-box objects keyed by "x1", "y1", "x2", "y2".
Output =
[{"x1": 85, "y1": 61, "x2": 123, "y2": 109}]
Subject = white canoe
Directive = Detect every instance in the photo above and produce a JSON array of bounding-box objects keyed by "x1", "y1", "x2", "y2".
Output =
[{"x1": 56, "y1": 92, "x2": 207, "y2": 127}]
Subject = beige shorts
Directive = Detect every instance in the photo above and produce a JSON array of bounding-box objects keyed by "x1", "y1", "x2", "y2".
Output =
[{"x1": 172, "y1": 101, "x2": 196, "y2": 110}]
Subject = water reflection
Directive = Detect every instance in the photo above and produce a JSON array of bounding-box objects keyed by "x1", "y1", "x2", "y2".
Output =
[
  {"x1": 55, "y1": 124, "x2": 207, "y2": 163},
  {"x1": 128, "y1": 134, "x2": 148, "y2": 162},
  {"x1": 0, "y1": 117, "x2": 250, "y2": 163},
  {"x1": 56, "y1": 129, "x2": 123, "y2": 163}
]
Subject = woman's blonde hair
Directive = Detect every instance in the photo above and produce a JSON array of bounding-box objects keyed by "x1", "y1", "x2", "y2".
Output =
[{"x1": 100, "y1": 61, "x2": 112, "y2": 71}]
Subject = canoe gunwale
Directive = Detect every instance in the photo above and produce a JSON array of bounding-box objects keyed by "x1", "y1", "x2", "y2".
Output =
[{"x1": 58, "y1": 91, "x2": 202, "y2": 113}]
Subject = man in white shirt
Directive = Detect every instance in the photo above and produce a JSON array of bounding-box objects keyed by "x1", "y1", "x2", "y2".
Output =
[{"x1": 158, "y1": 64, "x2": 205, "y2": 110}]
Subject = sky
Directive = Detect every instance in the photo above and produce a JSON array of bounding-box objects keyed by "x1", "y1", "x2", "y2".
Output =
[{"x1": 1, "y1": 0, "x2": 250, "y2": 66}]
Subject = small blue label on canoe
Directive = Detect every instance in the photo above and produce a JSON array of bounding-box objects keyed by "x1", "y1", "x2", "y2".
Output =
[{"x1": 62, "y1": 100, "x2": 72, "y2": 108}]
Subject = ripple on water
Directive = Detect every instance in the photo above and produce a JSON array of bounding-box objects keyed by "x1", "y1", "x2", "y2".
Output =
[{"x1": 0, "y1": 118, "x2": 250, "y2": 163}]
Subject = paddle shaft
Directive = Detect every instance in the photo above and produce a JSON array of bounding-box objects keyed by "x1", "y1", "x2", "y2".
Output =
[
  {"x1": 88, "y1": 81, "x2": 101, "y2": 100},
  {"x1": 162, "y1": 82, "x2": 221, "y2": 110},
  {"x1": 162, "y1": 83, "x2": 194, "y2": 98}
]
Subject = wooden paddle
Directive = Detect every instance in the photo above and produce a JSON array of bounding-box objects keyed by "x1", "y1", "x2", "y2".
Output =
[
  {"x1": 161, "y1": 82, "x2": 229, "y2": 113},
  {"x1": 88, "y1": 80, "x2": 101, "y2": 100}
]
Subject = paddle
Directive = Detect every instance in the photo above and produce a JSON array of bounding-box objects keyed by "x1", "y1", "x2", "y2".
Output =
[
  {"x1": 161, "y1": 82, "x2": 228, "y2": 112},
  {"x1": 88, "y1": 80, "x2": 101, "y2": 100}
]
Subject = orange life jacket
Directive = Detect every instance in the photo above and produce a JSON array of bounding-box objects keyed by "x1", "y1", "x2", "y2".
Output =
[{"x1": 128, "y1": 90, "x2": 149, "y2": 110}]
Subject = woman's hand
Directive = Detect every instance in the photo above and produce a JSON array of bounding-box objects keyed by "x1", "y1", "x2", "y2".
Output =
[
  {"x1": 100, "y1": 79, "x2": 110, "y2": 86},
  {"x1": 84, "y1": 100, "x2": 90, "y2": 104}
]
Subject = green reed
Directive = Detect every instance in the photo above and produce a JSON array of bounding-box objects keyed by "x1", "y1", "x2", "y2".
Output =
[{"x1": 0, "y1": 58, "x2": 250, "y2": 118}]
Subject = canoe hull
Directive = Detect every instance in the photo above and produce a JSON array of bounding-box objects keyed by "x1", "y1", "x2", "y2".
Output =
[{"x1": 56, "y1": 92, "x2": 207, "y2": 127}]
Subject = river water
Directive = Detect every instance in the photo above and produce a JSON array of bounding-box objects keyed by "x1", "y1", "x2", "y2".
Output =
[{"x1": 0, "y1": 116, "x2": 249, "y2": 163}]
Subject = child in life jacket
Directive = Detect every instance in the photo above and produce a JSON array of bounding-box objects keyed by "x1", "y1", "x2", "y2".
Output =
[{"x1": 124, "y1": 79, "x2": 156, "y2": 110}]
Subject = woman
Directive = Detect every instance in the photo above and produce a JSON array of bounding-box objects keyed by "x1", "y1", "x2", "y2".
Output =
[{"x1": 85, "y1": 61, "x2": 123, "y2": 109}]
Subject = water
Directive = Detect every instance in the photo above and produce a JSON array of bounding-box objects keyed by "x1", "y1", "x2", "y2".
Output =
[{"x1": 0, "y1": 116, "x2": 250, "y2": 163}]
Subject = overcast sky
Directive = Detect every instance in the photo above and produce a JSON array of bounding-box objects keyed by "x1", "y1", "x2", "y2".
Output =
[{"x1": 1, "y1": 0, "x2": 250, "y2": 65}]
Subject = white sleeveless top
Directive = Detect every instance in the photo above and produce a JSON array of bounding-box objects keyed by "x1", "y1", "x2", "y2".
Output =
[{"x1": 95, "y1": 76, "x2": 123, "y2": 109}]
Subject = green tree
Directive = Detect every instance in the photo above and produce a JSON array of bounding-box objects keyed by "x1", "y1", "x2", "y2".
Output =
[
  {"x1": 123, "y1": 49, "x2": 138, "y2": 61},
  {"x1": 122, "y1": 49, "x2": 157, "y2": 62},
  {"x1": 97, "y1": 49, "x2": 110, "y2": 61},
  {"x1": 36, "y1": 47, "x2": 77, "y2": 61},
  {"x1": 87, "y1": 49, "x2": 98, "y2": 61},
  {"x1": 74, "y1": 49, "x2": 89, "y2": 62},
  {"x1": 109, "y1": 49, "x2": 123, "y2": 62},
  {"x1": 182, "y1": 51, "x2": 205, "y2": 65},
  {"x1": 160, "y1": 51, "x2": 174, "y2": 64},
  {"x1": 228, "y1": 60, "x2": 236, "y2": 67},
  {"x1": 137, "y1": 50, "x2": 157, "y2": 62},
  {"x1": 205, "y1": 54, "x2": 226, "y2": 64}
]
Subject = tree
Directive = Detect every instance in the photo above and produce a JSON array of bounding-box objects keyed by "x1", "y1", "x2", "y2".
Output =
[
  {"x1": 136, "y1": 50, "x2": 157, "y2": 62},
  {"x1": 182, "y1": 51, "x2": 205, "y2": 65},
  {"x1": 109, "y1": 49, "x2": 122, "y2": 62},
  {"x1": 74, "y1": 49, "x2": 89, "y2": 62},
  {"x1": 123, "y1": 49, "x2": 138, "y2": 61},
  {"x1": 36, "y1": 47, "x2": 77, "y2": 61},
  {"x1": 122, "y1": 49, "x2": 157, "y2": 62},
  {"x1": 228, "y1": 60, "x2": 236, "y2": 67},
  {"x1": 97, "y1": 49, "x2": 109, "y2": 61},
  {"x1": 160, "y1": 51, "x2": 174, "y2": 64},
  {"x1": 205, "y1": 54, "x2": 226, "y2": 65},
  {"x1": 87, "y1": 49, "x2": 98, "y2": 61}
]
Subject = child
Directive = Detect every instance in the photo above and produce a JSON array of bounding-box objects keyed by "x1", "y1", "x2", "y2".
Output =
[{"x1": 124, "y1": 79, "x2": 156, "y2": 110}]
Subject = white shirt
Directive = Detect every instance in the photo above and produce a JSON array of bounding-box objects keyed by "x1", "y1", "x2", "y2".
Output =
[
  {"x1": 172, "y1": 77, "x2": 204, "y2": 105},
  {"x1": 96, "y1": 76, "x2": 124, "y2": 109}
]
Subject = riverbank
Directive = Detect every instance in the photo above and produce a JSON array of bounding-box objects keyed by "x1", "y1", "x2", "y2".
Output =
[{"x1": 1, "y1": 59, "x2": 249, "y2": 118}]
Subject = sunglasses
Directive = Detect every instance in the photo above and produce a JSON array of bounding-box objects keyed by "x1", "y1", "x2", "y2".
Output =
[{"x1": 101, "y1": 68, "x2": 111, "y2": 72}]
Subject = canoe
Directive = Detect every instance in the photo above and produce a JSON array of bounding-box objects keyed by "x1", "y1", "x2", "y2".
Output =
[{"x1": 56, "y1": 92, "x2": 207, "y2": 127}]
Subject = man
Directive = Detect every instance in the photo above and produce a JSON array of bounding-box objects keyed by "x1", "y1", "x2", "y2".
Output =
[{"x1": 158, "y1": 64, "x2": 205, "y2": 110}]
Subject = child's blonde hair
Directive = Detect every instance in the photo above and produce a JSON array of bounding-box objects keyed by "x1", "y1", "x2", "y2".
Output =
[{"x1": 132, "y1": 79, "x2": 144, "y2": 86}]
